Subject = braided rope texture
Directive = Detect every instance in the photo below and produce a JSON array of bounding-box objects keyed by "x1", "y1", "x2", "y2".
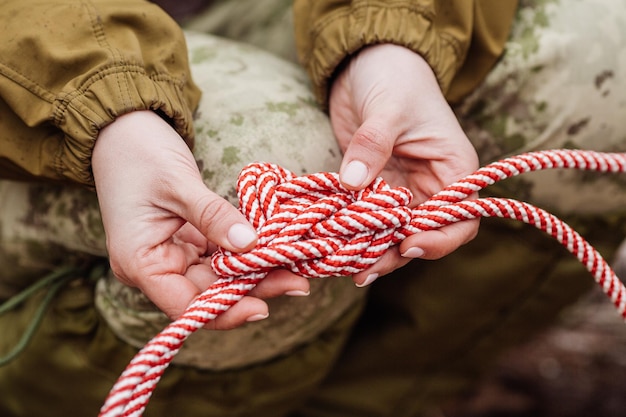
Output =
[{"x1": 99, "y1": 149, "x2": 626, "y2": 417}]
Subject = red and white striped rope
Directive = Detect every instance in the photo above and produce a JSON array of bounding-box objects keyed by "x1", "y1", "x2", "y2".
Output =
[{"x1": 99, "y1": 149, "x2": 626, "y2": 417}]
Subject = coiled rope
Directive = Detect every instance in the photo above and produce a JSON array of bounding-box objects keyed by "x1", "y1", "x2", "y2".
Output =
[{"x1": 99, "y1": 149, "x2": 626, "y2": 417}]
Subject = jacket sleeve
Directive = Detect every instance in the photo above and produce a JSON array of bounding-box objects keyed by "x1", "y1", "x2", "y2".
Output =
[
  {"x1": 293, "y1": 0, "x2": 518, "y2": 106},
  {"x1": 0, "y1": 0, "x2": 201, "y2": 186}
]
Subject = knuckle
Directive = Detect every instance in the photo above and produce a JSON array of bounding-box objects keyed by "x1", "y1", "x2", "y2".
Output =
[
  {"x1": 193, "y1": 194, "x2": 235, "y2": 236},
  {"x1": 352, "y1": 124, "x2": 393, "y2": 156}
]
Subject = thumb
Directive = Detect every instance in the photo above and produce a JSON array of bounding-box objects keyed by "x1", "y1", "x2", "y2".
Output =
[
  {"x1": 178, "y1": 181, "x2": 258, "y2": 252},
  {"x1": 339, "y1": 118, "x2": 396, "y2": 190}
]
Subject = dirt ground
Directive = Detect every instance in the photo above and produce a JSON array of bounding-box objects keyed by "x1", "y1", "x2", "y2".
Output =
[{"x1": 438, "y1": 243, "x2": 626, "y2": 417}]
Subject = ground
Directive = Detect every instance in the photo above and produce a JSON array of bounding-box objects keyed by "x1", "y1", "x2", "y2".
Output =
[{"x1": 439, "y1": 243, "x2": 626, "y2": 417}]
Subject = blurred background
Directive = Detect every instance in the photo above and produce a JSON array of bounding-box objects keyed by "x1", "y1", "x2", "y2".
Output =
[{"x1": 440, "y1": 241, "x2": 626, "y2": 417}]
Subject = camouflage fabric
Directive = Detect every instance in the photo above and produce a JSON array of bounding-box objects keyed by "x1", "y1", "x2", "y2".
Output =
[
  {"x1": 184, "y1": 0, "x2": 298, "y2": 64},
  {"x1": 0, "y1": 182, "x2": 106, "y2": 300},
  {"x1": 456, "y1": 0, "x2": 626, "y2": 215},
  {"x1": 2, "y1": 0, "x2": 626, "y2": 416}
]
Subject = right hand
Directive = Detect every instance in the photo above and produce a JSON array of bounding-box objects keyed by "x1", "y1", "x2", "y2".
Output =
[
  {"x1": 329, "y1": 44, "x2": 480, "y2": 286},
  {"x1": 92, "y1": 111, "x2": 310, "y2": 329}
]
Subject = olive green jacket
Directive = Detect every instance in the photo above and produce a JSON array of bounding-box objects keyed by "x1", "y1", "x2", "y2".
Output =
[
  {"x1": 294, "y1": 0, "x2": 519, "y2": 106},
  {"x1": 0, "y1": 0, "x2": 201, "y2": 186},
  {"x1": 0, "y1": 0, "x2": 517, "y2": 187}
]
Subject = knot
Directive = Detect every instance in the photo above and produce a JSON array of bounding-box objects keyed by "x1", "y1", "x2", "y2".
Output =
[{"x1": 211, "y1": 162, "x2": 414, "y2": 278}]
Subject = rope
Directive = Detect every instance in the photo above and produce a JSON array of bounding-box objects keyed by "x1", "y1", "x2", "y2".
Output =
[{"x1": 99, "y1": 149, "x2": 626, "y2": 417}]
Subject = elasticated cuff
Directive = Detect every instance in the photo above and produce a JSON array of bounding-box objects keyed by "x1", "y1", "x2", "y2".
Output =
[
  {"x1": 52, "y1": 63, "x2": 201, "y2": 187},
  {"x1": 297, "y1": 3, "x2": 462, "y2": 107}
]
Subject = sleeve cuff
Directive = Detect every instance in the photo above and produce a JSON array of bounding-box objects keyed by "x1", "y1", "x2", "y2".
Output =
[
  {"x1": 53, "y1": 64, "x2": 201, "y2": 187},
  {"x1": 299, "y1": 4, "x2": 463, "y2": 107}
]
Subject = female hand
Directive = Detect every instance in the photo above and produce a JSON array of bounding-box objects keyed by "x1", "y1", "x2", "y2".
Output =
[
  {"x1": 92, "y1": 111, "x2": 310, "y2": 329},
  {"x1": 329, "y1": 44, "x2": 480, "y2": 286}
]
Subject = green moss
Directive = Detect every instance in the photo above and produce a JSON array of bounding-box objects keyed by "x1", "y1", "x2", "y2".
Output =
[
  {"x1": 190, "y1": 47, "x2": 217, "y2": 64},
  {"x1": 266, "y1": 101, "x2": 300, "y2": 117},
  {"x1": 202, "y1": 169, "x2": 216, "y2": 182},
  {"x1": 230, "y1": 114, "x2": 244, "y2": 126},
  {"x1": 221, "y1": 146, "x2": 241, "y2": 166},
  {"x1": 535, "y1": 101, "x2": 548, "y2": 113}
]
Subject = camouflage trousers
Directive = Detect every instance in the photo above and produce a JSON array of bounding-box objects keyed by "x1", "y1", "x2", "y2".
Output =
[{"x1": 2, "y1": 0, "x2": 626, "y2": 416}]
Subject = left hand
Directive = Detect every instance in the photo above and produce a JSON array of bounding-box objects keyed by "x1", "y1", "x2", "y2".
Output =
[
  {"x1": 329, "y1": 44, "x2": 480, "y2": 286},
  {"x1": 92, "y1": 111, "x2": 310, "y2": 329}
]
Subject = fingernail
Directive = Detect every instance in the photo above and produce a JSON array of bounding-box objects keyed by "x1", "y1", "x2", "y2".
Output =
[
  {"x1": 401, "y1": 247, "x2": 425, "y2": 258},
  {"x1": 356, "y1": 273, "x2": 379, "y2": 288},
  {"x1": 246, "y1": 313, "x2": 269, "y2": 322},
  {"x1": 342, "y1": 160, "x2": 368, "y2": 188},
  {"x1": 227, "y1": 223, "x2": 257, "y2": 249},
  {"x1": 285, "y1": 290, "x2": 310, "y2": 297}
]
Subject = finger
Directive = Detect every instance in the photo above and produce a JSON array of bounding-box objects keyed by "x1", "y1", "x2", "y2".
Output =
[
  {"x1": 249, "y1": 269, "x2": 310, "y2": 298},
  {"x1": 204, "y1": 296, "x2": 269, "y2": 330},
  {"x1": 187, "y1": 263, "x2": 310, "y2": 299},
  {"x1": 339, "y1": 118, "x2": 396, "y2": 190},
  {"x1": 168, "y1": 238, "x2": 208, "y2": 270},
  {"x1": 177, "y1": 182, "x2": 258, "y2": 253},
  {"x1": 351, "y1": 247, "x2": 412, "y2": 287},
  {"x1": 173, "y1": 222, "x2": 210, "y2": 253},
  {"x1": 136, "y1": 272, "x2": 270, "y2": 329},
  {"x1": 399, "y1": 219, "x2": 480, "y2": 260},
  {"x1": 185, "y1": 262, "x2": 218, "y2": 291},
  {"x1": 136, "y1": 273, "x2": 206, "y2": 320}
]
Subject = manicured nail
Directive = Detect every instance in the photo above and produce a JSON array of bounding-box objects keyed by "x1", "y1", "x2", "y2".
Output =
[
  {"x1": 356, "y1": 273, "x2": 379, "y2": 288},
  {"x1": 342, "y1": 160, "x2": 368, "y2": 188},
  {"x1": 285, "y1": 290, "x2": 310, "y2": 297},
  {"x1": 227, "y1": 223, "x2": 257, "y2": 249},
  {"x1": 246, "y1": 313, "x2": 269, "y2": 322},
  {"x1": 401, "y1": 247, "x2": 425, "y2": 258}
]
